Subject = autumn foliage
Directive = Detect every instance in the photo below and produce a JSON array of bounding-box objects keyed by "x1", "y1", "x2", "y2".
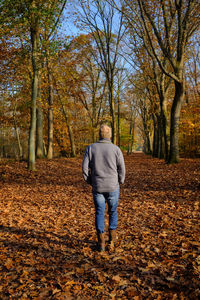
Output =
[{"x1": 0, "y1": 153, "x2": 199, "y2": 299}]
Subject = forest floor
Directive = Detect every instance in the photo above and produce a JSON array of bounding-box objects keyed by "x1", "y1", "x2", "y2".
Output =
[{"x1": 0, "y1": 153, "x2": 200, "y2": 300}]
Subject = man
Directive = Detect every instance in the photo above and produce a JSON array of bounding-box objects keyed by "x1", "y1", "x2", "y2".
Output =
[{"x1": 82, "y1": 124, "x2": 125, "y2": 251}]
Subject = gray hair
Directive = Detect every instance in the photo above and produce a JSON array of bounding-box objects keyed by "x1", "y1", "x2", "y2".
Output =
[{"x1": 99, "y1": 124, "x2": 112, "y2": 139}]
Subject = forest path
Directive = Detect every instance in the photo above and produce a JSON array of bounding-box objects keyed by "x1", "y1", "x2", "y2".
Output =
[{"x1": 0, "y1": 153, "x2": 200, "y2": 299}]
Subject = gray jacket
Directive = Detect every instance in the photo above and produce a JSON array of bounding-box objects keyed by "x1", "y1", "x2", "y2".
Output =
[{"x1": 82, "y1": 138, "x2": 125, "y2": 193}]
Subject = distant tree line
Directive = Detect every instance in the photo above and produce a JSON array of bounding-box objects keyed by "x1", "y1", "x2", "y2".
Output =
[{"x1": 0, "y1": 0, "x2": 199, "y2": 169}]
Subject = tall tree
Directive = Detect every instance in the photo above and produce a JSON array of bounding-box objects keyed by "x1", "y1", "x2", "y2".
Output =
[
  {"x1": 28, "y1": 0, "x2": 40, "y2": 170},
  {"x1": 118, "y1": 0, "x2": 200, "y2": 162},
  {"x1": 78, "y1": 48, "x2": 107, "y2": 141},
  {"x1": 79, "y1": 0, "x2": 125, "y2": 144}
]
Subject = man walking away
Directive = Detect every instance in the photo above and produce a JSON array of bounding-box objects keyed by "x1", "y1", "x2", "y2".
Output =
[{"x1": 82, "y1": 124, "x2": 125, "y2": 251}]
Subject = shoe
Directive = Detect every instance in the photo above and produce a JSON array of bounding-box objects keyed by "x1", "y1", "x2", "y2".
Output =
[{"x1": 97, "y1": 232, "x2": 105, "y2": 251}]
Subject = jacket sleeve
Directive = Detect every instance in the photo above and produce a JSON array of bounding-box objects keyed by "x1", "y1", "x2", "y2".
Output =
[
  {"x1": 82, "y1": 146, "x2": 92, "y2": 185},
  {"x1": 117, "y1": 149, "x2": 126, "y2": 184}
]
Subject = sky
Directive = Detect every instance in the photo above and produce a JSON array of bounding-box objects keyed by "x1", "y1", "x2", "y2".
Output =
[
  {"x1": 59, "y1": 0, "x2": 123, "y2": 38},
  {"x1": 59, "y1": 2, "x2": 86, "y2": 37}
]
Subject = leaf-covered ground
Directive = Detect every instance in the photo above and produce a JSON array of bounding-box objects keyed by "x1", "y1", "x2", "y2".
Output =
[{"x1": 0, "y1": 153, "x2": 200, "y2": 299}]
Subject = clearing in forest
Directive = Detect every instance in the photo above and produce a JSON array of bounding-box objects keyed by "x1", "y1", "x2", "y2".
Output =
[{"x1": 0, "y1": 153, "x2": 200, "y2": 299}]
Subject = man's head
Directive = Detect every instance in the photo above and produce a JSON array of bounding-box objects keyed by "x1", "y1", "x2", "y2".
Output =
[{"x1": 99, "y1": 124, "x2": 112, "y2": 140}]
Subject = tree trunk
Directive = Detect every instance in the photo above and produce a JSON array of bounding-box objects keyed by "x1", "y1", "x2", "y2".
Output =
[
  {"x1": 15, "y1": 127, "x2": 23, "y2": 160},
  {"x1": 91, "y1": 94, "x2": 97, "y2": 143},
  {"x1": 145, "y1": 132, "x2": 151, "y2": 154},
  {"x1": 92, "y1": 126, "x2": 96, "y2": 143},
  {"x1": 143, "y1": 122, "x2": 151, "y2": 154},
  {"x1": 168, "y1": 81, "x2": 185, "y2": 163},
  {"x1": 36, "y1": 106, "x2": 44, "y2": 158},
  {"x1": 157, "y1": 113, "x2": 165, "y2": 159},
  {"x1": 161, "y1": 108, "x2": 168, "y2": 161},
  {"x1": 13, "y1": 101, "x2": 23, "y2": 160},
  {"x1": 67, "y1": 124, "x2": 76, "y2": 157},
  {"x1": 160, "y1": 95, "x2": 169, "y2": 161},
  {"x1": 109, "y1": 81, "x2": 116, "y2": 144},
  {"x1": 36, "y1": 74, "x2": 44, "y2": 158},
  {"x1": 47, "y1": 64, "x2": 54, "y2": 159},
  {"x1": 127, "y1": 116, "x2": 135, "y2": 154},
  {"x1": 152, "y1": 114, "x2": 158, "y2": 157},
  {"x1": 28, "y1": 27, "x2": 39, "y2": 170},
  {"x1": 142, "y1": 111, "x2": 151, "y2": 154},
  {"x1": 111, "y1": 106, "x2": 116, "y2": 144},
  {"x1": 91, "y1": 120, "x2": 97, "y2": 143},
  {"x1": 117, "y1": 90, "x2": 121, "y2": 148},
  {"x1": 158, "y1": 124, "x2": 164, "y2": 159}
]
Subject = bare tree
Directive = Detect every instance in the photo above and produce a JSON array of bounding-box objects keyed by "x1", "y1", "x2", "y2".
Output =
[
  {"x1": 79, "y1": 0, "x2": 125, "y2": 144},
  {"x1": 79, "y1": 54, "x2": 107, "y2": 142}
]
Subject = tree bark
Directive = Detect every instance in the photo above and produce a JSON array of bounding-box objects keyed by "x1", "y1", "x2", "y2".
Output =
[
  {"x1": 160, "y1": 105, "x2": 168, "y2": 160},
  {"x1": 168, "y1": 81, "x2": 185, "y2": 163},
  {"x1": 152, "y1": 114, "x2": 158, "y2": 157},
  {"x1": 108, "y1": 78, "x2": 116, "y2": 144},
  {"x1": 36, "y1": 74, "x2": 44, "y2": 158},
  {"x1": 47, "y1": 61, "x2": 54, "y2": 159},
  {"x1": 144, "y1": 131, "x2": 151, "y2": 154},
  {"x1": 28, "y1": 26, "x2": 39, "y2": 170},
  {"x1": 127, "y1": 116, "x2": 135, "y2": 154},
  {"x1": 13, "y1": 99, "x2": 23, "y2": 160},
  {"x1": 117, "y1": 87, "x2": 121, "y2": 148}
]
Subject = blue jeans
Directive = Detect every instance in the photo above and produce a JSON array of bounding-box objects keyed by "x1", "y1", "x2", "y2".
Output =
[{"x1": 93, "y1": 187, "x2": 120, "y2": 233}]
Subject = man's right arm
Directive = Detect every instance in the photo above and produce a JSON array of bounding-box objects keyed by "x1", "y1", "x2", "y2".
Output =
[{"x1": 82, "y1": 147, "x2": 92, "y2": 185}]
